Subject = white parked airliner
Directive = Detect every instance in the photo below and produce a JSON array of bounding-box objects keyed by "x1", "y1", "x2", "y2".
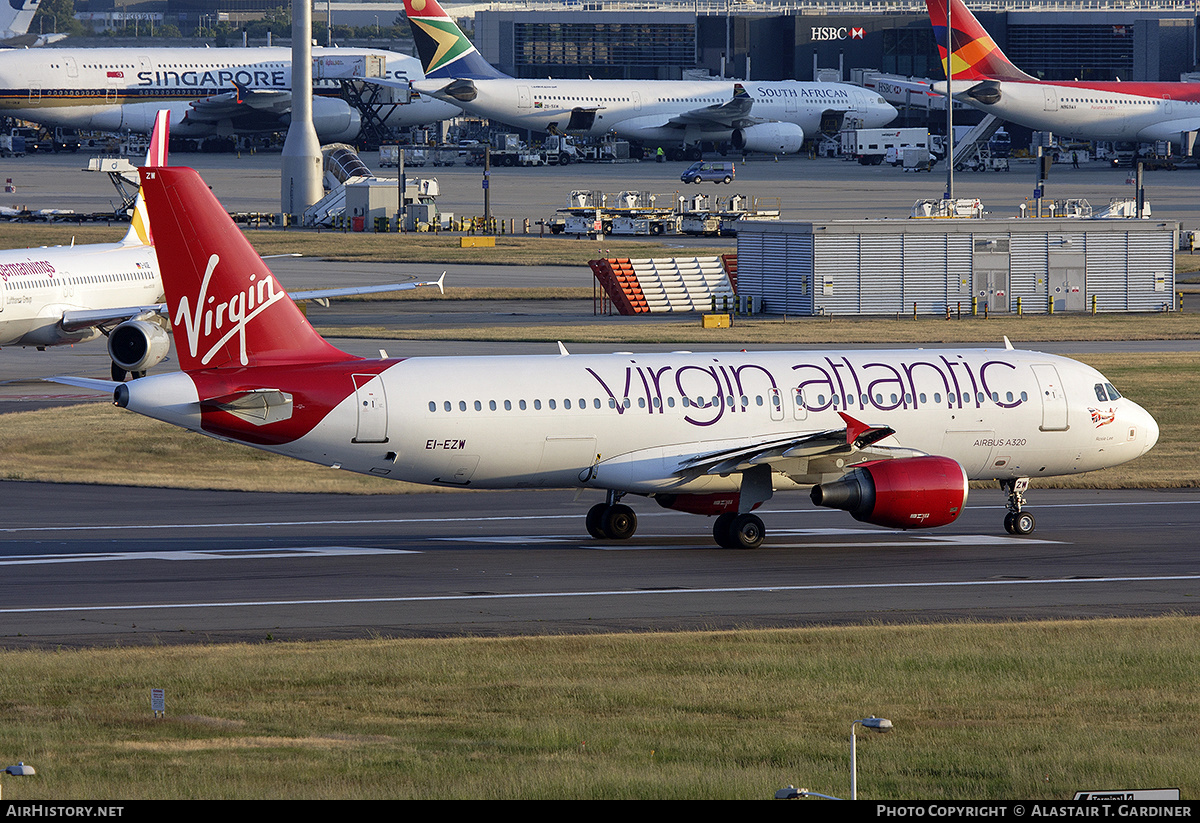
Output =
[
  {"x1": 54, "y1": 164, "x2": 1159, "y2": 549},
  {"x1": 0, "y1": 45, "x2": 460, "y2": 143},
  {"x1": 392, "y1": 0, "x2": 896, "y2": 157},
  {"x1": 929, "y1": 0, "x2": 1200, "y2": 145}
]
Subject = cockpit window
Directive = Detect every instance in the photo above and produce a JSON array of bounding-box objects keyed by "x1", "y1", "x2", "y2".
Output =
[
  {"x1": 1105, "y1": 382, "x2": 1122, "y2": 401},
  {"x1": 1094, "y1": 383, "x2": 1108, "y2": 402}
]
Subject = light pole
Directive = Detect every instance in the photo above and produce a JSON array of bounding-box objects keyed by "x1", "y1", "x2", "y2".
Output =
[{"x1": 851, "y1": 716, "x2": 892, "y2": 800}]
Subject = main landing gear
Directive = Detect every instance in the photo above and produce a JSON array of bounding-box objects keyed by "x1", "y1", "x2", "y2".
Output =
[
  {"x1": 712, "y1": 512, "x2": 765, "y2": 550},
  {"x1": 1002, "y1": 477, "x2": 1035, "y2": 536},
  {"x1": 586, "y1": 491, "x2": 638, "y2": 540},
  {"x1": 585, "y1": 490, "x2": 767, "y2": 549}
]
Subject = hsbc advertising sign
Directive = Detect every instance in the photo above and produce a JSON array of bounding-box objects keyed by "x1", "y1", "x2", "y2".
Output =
[{"x1": 810, "y1": 26, "x2": 865, "y2": 41}]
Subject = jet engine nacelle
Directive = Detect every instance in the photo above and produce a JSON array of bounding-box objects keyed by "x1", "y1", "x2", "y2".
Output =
[
  {"x1": 731, "y1": 122, "x2": 805, "y2": 154},
  {"x1": 309, "y1": 97, "x2": 363, "y2": 144},
  {"x1": 108, "y1": 318, "x2": 171, "y2": 375},
  {"x1": 809, "y1": 455, "x2": 968, "y2": 530}
]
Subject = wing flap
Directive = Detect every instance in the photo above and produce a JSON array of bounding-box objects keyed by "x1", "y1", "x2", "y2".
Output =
[
  {"x1": 60, "y1": 306, "x2": 165, "y2": 333},
  {"x1": 666, "y1": 83, "x2": 755, "y2": 129},
  {"x1": 673, "y1": 413, "x2": 897, "y2": 476}
]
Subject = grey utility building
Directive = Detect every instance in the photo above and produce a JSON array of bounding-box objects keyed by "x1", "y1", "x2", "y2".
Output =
[{"x1": 735, "y1": 218, "x2": 1177, "y2": 316}]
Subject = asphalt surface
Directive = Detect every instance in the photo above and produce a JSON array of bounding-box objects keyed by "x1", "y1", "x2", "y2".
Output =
[
  {"x1": 3, "y1": 483, "x2": 1199, "y2": 648},
  {"x1": 3, "y1": 149, "x2": 1199, "y2": 647}
]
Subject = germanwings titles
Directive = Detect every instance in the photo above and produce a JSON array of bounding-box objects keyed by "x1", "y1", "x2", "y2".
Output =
[{"x1": 59, "y1": 164, "x2": 1159, "y2": 549}]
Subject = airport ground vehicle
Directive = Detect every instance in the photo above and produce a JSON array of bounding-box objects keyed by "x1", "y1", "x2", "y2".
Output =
[{"x1": 681, "y1": 161, "x2": 735, "y2": 184}]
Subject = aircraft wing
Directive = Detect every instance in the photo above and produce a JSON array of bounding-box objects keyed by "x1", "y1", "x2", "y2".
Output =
[
  {"x1": 58, "y1": 277, "x2": 443, "y2": 334},
  {"x1": 184, "y1": 85, "x2": 292, "y2": 125},
  {"x1": 672, "y1": 412, "x2": 903, "y2": 477},
  {"x1": 665, "y1": 83, "x2": 756, "y2": 129},
  {"x1": 60, "y1": 306, "x2": 165, "y2": 334},
  {"x1": 1137, "y1": 117, "x2": 1200, "y2": 143},
  {"x1": 291, "y1": 274, "x2": 446, "y2": 302}
]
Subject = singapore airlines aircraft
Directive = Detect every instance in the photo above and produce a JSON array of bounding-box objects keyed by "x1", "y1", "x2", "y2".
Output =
[
  {"x1": 928, "y1": 0, "x2": 1200, "y2": 144},
  {"x1": 394, "y1": 0, "x2": 896, "y2": 156},
  {"x1": 55, "y1": 164, "x2": 1159, "y2": 548},
  {"x1": 5, "y1": 111, "x2": 442, "y2": 381},
  {"x1": 0, "y1": 0, "x2": 66, "y2": 48},
  {"x1": 0, "y1": 45, "x2": 461, "y2": 143}
]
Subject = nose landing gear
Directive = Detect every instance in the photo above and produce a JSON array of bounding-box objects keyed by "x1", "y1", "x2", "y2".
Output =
[{"x1": 1002, "y1": 478, "x2": 1035, "y2": 535}]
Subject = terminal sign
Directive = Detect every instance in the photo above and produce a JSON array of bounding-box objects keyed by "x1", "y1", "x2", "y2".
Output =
[{"x1": 811, "y1": 27, "x2": 865, "y2": 41}]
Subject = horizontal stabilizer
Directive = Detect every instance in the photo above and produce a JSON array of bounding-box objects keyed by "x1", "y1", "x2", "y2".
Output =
[{"x1": 43, "y1": 376, "x2": 121, "y2": 393}]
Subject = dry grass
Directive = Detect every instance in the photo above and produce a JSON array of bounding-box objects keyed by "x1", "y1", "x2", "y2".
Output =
[
  {"x1": 321, "y1": 311, "x2": 1200, "y2": 345},
  {"x1": 1, "y1": 618, "x2": 1198, "y2": 799},
  {"x1": 1, "y1": 223, "x2": 730, "y2": 266}
]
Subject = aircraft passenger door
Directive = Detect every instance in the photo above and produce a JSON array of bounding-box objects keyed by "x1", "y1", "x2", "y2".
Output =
[
  {"x1": 1043, "y1": 88, "x2": 1059, "y2": 112},
  {"x1": 351, "y1": 373, "x2": 389, "y2": 443},
  {"x1": 65, "y1": 58, "x2": 79, "y2": 79},
  {"x1": 1031, "y1": 364, "x2": 1069, "y2": 431},
  {"x1": 632, "y1": 91, "x2": 642, "y2": 112},
  {"x1": 517, "y1": 85, "x2": 531, "y2": 109}
]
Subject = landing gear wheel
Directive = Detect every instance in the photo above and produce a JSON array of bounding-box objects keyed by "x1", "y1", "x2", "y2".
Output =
[
  {"x1": 111, "y1": 363, "x2": 128, "y2": 382},
  {"x1": 1011, "y1": 511, "x2": 1035, "y2": 536},
  {"x1": 1004, "y1": 512, "x2": 1016, "y2": 535},
  {"x1": 586, "y1": 503, "x2": 608, "y2": 539},
  {"x1": 713, "y1": 512, "x2": 736, "y2": 548},
  {"x1": 729, "y1": 513, "x2": 765, "y2": 549},
  {"x1": 713, "y1": 512, "x2": 765, "y2": 549},
  {"x1": 601, "y1": 504, "x2": 637, "y2": 540}
]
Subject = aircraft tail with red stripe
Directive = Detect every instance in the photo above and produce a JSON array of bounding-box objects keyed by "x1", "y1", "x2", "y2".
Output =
[
  {"x1": 138, "y1": 166, "x2": 354, "y2": 372},
  {"x1": 926, "y1": 0, "x2": 1036, "y2": 83}
]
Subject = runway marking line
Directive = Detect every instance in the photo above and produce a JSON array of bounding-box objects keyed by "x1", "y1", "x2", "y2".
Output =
[
  {"x1": 0, "y1": 547, "x2": 413, "y2": 565},
  {"x1": 4, "y1": 574, "x2": 1199, "y2": 615},
  {"x1": 0, "y1": 498, "x2": 1195, "y2": 535}
]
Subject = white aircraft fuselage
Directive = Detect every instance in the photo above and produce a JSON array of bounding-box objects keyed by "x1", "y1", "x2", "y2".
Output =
[
  {"x1": 0, "y1": 46, "x2": 460, "y2": 140},
  {"x1": 0, "y1": 243, "x2": 161, "y2": 348},
  {"x1": 417, "y1": 77, "x2": 896, "y2": 143},
  {"x1": 939, "y1": 79, "x2": 1200, "y2": 144},
  {"x1": 123, "y1": 346, "x2": 1156, "y2": 494}
]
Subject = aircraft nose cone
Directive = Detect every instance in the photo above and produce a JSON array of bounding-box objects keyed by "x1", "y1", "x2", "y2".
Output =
[{"x1": 1142, "y1": 407, "x2": 1160, "y2": 455}]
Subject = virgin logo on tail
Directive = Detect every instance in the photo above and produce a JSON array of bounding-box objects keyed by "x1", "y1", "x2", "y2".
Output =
[{"x1": 173, "y1": 253, "x2": 288, "y2": 366}]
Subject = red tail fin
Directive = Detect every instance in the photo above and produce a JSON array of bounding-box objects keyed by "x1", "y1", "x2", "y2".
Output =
[
  {"x1": 139, "y1": 166, "x2": 352, "y2": 372},
  {"x1": 926, "y1": 0, "x2": 1036, "y2": 82}
]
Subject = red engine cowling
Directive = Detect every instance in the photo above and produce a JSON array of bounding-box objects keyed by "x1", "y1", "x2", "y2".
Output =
[
  {"x1": 809, "y1": 456, "x2": 968, "y2": 529},
  {"x1": 655, "y1": 492, "x2": 750, "y2": 516}
]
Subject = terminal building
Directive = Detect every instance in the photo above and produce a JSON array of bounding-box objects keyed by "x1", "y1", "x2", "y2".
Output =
[
  {"x1": 470, "y1": 0, "x2": 1196, "y2": 83},
  {"x1": 67, "y1": 1, "x2": 1199, "y2": 86}
]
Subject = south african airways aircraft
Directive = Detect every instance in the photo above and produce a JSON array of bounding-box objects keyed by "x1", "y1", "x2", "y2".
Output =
[
  {"x1": 0, "y1": 43, "x2": 459, "y2": 142},
  {"x1": 928, "y1": 0, "x2": 1200, "y2": 145},
  {"x1": 53, "y1": 163, "x2": 1158, "y2": 549},
  {"x1": 389, "y1": 0, "x2": 896, "y2": 157}
]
